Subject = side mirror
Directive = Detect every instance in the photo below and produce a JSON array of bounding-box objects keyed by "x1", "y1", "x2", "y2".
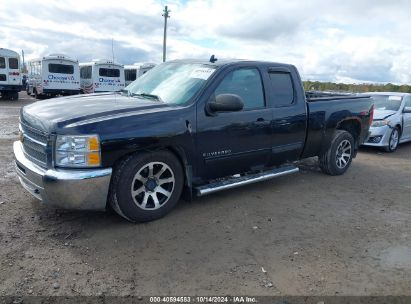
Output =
[
  {"x1": 208, "y1": 94, "x2": 244, "y2": 112},
  {"x1": 403, "y1": 107, "x2": 411, "y2": 113}
]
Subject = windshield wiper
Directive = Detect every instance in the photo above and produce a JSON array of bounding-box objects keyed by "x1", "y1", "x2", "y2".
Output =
[{"x1": 131, "y1": 92, "x2": 163, "y2": 102}]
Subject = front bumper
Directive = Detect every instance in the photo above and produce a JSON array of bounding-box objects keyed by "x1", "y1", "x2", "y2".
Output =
[
  {"x1": 43, "y1": 89, "x2": 80, "y2": 95},
  {"x1": 13, "y1": 141, "x2": 112, "y2": 210},
  {"x1": 0, "y1": 85, "x2": 22, "y2": 92},
  {"x1": 363, "y1": 125, "x2": 392, "y2": 147}
]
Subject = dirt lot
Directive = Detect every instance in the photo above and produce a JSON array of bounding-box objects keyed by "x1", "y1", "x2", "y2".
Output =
[{"x1": 0, "y1": 93, "x2": 410, "y2": 296}]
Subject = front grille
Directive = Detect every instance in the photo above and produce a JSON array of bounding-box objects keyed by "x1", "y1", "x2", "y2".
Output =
[{"x1": 21, "y1": 123, "x2": 48, "y2": 168}]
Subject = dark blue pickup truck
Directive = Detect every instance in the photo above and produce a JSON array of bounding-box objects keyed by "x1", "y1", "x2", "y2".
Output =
[{"x1": 14, "y1": 59, "x2": 373, "y2": 222}]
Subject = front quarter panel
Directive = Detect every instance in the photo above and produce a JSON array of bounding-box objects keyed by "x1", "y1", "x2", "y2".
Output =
[{"x1": 59, "y1": 106, "x2": 196, "y2": 169}]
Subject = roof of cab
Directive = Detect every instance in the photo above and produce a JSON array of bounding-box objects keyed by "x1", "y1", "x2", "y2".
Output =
[
  {"x1": 0, "y1": 48, "x2": 20, "y2": 57},
  {"x1": 80, "y1": 59, "x2": 124, "y2": 67},
  {"x1": 166, "y1": 58, "x2": 295, "y2": 69},
  {"x1": 29, "y1": 54, "x2": 78, "y2": 63}
]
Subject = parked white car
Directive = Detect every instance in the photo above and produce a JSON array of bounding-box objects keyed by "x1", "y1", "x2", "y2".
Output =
[
  {"x1": 363, "y1": 92, "x2": 411, "y2": 152},
  {"x1": 0, "y1": 48, "x2": 22, "y2": 100},
  {"x1": 80, "y1": 59, "x2": 125, "y2": 93},
  {"x1": 26, "y1": 54, "x2": 80, "y2": 99}
]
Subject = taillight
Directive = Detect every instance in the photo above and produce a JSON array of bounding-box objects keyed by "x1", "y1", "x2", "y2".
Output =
[{"x1": 369, "y1": 106, "x2": 374, "y2": 125}]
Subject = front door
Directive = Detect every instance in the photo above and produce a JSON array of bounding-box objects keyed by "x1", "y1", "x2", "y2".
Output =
[
  {"x1": 402, "y1": 96, "x2": 411, "y2": 141},
  {"x1": 196, "y1": 67, "x2": 273, "y2": 181}
]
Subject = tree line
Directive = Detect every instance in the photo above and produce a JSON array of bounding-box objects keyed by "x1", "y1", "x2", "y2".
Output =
[{"x1": 303, "y1": 81, "x2": 411, "y2": 93}]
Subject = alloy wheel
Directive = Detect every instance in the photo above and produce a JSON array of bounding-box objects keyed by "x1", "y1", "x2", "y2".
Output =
[
  {"x1": 335, "y1": 139, "x2": 352, "y2": 169},
  {"x1": 130, "y1": 162, "x2": 175, "y2": 210}
]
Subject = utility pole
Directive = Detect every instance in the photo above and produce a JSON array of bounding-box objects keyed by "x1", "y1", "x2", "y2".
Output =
[
  {"x1": 21, "y1": 49, "x2": 26, "y2": 73},
  {"x1": 162, "y1": 5, "x2": 170, "y2": 62}
]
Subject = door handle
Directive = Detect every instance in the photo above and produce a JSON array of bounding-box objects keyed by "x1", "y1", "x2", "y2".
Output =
[{"x1": 277, "y1": 119, "x2": 291, "y2": 126}]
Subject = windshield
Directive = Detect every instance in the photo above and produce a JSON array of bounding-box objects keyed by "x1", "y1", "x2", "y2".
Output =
[
  {"x1": 372, "y1": 95, "x2": 403, "y2": 111},
  {"x1": 123, "y1": 62, "x2": 217, "y2": 105}
]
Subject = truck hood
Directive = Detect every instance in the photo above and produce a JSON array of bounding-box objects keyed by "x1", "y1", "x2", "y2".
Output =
[
  {"x1": 21, "y1": 93, "x2": 172, "y2": 132},
  {"x1": 373, "y1": 109, "x2": 397, "y2": 120}
]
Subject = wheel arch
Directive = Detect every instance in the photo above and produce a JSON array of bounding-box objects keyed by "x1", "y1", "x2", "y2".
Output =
[
  {"x1": 110, "y1": 145, "x2": 193, "y2": 192},
  {"x1": 336, "y1": 118, "x2": 361, "y2": 152},
  {"x1": 395, "y1": 123, "x2": 402, "y2": 136}
]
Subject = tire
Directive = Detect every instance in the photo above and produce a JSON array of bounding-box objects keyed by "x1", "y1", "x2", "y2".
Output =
[
  {"x1": 384, "y1": 127, "x2": 400, "y2": 152},
  {"x1": 109, "y1": 151, "x2": 184, "y2": 222},
  {"x1": 34, "y1": 90, "x2": 45, "y2": 100},
  {"x1": 319, "y1": 130, "x2": 355, "y2": 176},
  {"x1": 10, "y1": 92, "x2": 18, "y2": 100}
]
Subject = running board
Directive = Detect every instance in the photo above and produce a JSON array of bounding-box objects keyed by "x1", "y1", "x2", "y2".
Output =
[{"x1": 195, "y1": 165, "x2": 299, "y2": 196}]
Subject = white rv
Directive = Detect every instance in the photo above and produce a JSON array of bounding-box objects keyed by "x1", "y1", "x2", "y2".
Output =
[
  {"x1": 0, "y1": 48, "x2": 22, "y2": 100},
  {"x1": 124, "y1": 63, "x2": 156, "y2": 86},
  {"x1": 26, "y1": 54, "x2": 80, "y2": 99},
  {"x1": 80, "y1": 59, "x2": 125, "y2": 94}
]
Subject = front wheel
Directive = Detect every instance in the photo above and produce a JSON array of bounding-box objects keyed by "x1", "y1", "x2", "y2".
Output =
[
  {"x1": 384, "y1": 127, "x2": 400, "y2": 152},
  {"x1": 319, "y1": 130, "x2": 355, "y2": 176},
  {"x1": 109, "y1": 151, "x2": 184, "y2": 222}
]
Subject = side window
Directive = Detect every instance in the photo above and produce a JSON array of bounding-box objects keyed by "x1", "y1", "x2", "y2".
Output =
[
  {"x1": 99, "y1": 68, "x2": 120, "y2": 77},
  {"x1": 9, "y1": 58, "x2": 19, "y2": 69},
  {"x1": 214, "y1": 68, "x2": 265, "y2": 110},
  {"x1": 0, "y1": 57, "x2": 5, "y2": 69},
  {"x1": 49, "y1": 63, "x2": 74, "y2": 74},
  {"x1": 404, "y1": 96, "x2": 411, "y2": 108},
  {"x1": 125, "y1": 69, "x2": 136, "y2": 82},
  {"x1": 269, "y1": 72, "x2": 294, "y2": 107}
]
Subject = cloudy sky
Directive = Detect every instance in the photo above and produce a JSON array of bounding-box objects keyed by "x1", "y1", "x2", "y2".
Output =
[{"x1": 1, "y1": 0, "x2": 410, "y2": 84}]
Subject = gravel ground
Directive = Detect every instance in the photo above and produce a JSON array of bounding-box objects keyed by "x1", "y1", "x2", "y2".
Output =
[{"x1": 0, "y1": 93, "x2": 410, "y2": 296}]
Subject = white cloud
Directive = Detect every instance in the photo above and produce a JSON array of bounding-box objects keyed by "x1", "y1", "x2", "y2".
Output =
[{"x1": 1, "y1": 0, "x2": 410, "y2": 84}]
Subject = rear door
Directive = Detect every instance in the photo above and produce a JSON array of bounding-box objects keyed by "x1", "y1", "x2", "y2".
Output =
[
  {"x1": 0, "y1": 56, "x2": 7, "y2": 87},
  {"x1": 95, "y1": 65, "x2": 124, "y2": 92},
  {"x1": 7, "y1": 57, "x2": 20, "y2": 85},
  {"x1": 196, "y1": 66, "x2": 273, "y2": 180},
  {"x1": 264, "y1": 66, "x2": 307, "y2": 164},
  {"x1": 46, "y1": 60, "x2": 78, "y2": 91}
]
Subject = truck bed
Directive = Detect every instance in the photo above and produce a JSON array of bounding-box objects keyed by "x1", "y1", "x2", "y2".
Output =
[
  {"x1": 301, "y1": 93, "x2": 373, "y2": 158},
  {"x1": 306, "y1": 91, "x2": 370, "y2": 102}
]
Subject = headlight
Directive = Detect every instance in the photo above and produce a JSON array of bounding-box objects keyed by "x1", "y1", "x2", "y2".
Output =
[
  {"x1": 371, "y1": 120, "x2": 390, "y2": 127},
  {"x1": 55, "y1": 135, "x2": 101, "y2": 167}
]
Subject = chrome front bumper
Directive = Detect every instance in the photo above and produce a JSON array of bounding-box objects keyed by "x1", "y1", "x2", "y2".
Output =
[{"x1": 13, "y1": 141, "x2": 112, "y2": 210}]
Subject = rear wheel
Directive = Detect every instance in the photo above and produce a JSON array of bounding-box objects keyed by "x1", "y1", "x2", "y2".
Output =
[
  {"x1": 384, "y1": 127, "x2": 400, "y2": 152},
  {"x1": 109, "y1": 151, "x2": 184, "y2": 222},
  {"x1": 319, "y1": 130, "x2": 355, "y2": 176},
  {"x1": 10, "y1": 92, "x2": 18, "y2": 100}
]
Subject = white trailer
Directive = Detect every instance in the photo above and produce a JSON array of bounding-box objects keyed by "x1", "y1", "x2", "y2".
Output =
[
  {"x1": 0, "y1": 48, "x2": 22, "y2": 100},
  {"x1": 124, "y1": 62, "x2": 156, "y2": 86},
  {"x1": 80, "y1": 59, "x2": 125, "y2": 94},
  {"x1": 26, "y1": 54, "x2": 80, "y2": 99}
]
